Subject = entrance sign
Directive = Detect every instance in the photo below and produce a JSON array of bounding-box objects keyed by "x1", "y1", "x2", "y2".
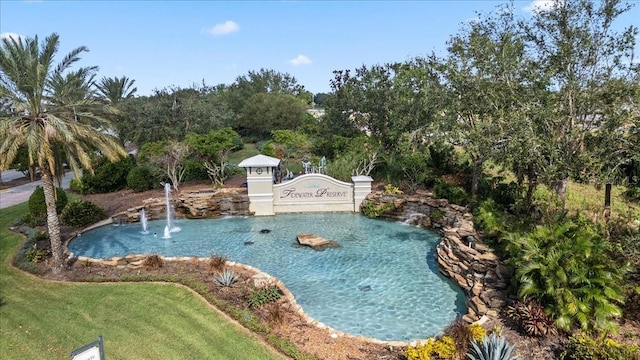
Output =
[
  {"x1": 239, "y1": 155, "x2": 372, "y2": 216},
  {"x1": 70, "y1": 336, "x2": 105, "y2": 360}
]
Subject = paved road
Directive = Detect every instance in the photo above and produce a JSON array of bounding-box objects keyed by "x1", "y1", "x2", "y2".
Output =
[{"x1": 0, "y1": 171, "x2": 75, "y2": 209}]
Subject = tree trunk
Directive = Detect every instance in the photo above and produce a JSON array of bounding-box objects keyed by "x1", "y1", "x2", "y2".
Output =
[
  {"x1": 471, "y1": 157, "x2": 483, "y2": 197},
  {"x1": 41, "y1": 170, "x2": 64, "y2": 272},
  {"x1": 553, "y1": 178, "x2": 568, "y2": 210},
  {"x1": 524, "y1": 174, "x2": 538, "y2": 211}
]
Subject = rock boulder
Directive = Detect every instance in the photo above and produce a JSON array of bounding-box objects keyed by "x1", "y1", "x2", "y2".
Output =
[{"x1": 297, "y1": 234, "x2": 340, "y2": 250}]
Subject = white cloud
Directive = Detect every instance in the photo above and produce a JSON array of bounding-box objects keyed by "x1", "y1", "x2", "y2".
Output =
[
  {"x1": 523, "y1": 0, "x2": 558, "y2": 14},
  {"x1": 288, "y1": 54, "x2": 312, "y2": 67},
  {"x1": 206, "y1": 20, "x2": 239, "y2": 36},
  {"x1": 0, "y1": 32, "x2": 24, "y2": 42}
]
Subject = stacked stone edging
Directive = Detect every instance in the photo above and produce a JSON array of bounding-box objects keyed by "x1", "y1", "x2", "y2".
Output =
[{"x1": 363, "y1": 191, "x2": 508, "y2": 323}]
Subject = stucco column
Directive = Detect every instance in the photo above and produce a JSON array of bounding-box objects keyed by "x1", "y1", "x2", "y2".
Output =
[{"x1": 352, "y1": 175, "x2": 373, "y2": 212}]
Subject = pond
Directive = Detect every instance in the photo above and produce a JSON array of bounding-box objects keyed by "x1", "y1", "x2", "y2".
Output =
[{"x1": 68, "y1": 212, "x2": 466, "y2": 341}]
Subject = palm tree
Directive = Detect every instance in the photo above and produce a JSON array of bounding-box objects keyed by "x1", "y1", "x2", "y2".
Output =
[
  {"x1": 512, "y1": 221, "x2": 630, "y2": 332},
  {"x1": 95, "y1": 76, "x2": 137, "y2": 103},
  {"x1": 0, "y1": 33, "x2": 127, "y2": 271}
]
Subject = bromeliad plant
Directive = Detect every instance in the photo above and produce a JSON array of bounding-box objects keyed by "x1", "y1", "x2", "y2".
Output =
[
  {"x1": 508, "y1": 219, "x2": 631, "y2": 333},
  {"x1": 506, "y1": 300, "x2": 557, "y2": 337}
]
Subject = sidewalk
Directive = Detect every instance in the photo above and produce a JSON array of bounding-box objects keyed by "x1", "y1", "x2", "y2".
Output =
[{"x1": 0, "y1": 171, "x2": 75, "y2": 209}]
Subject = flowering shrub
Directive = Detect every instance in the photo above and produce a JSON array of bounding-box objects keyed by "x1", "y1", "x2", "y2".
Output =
[
  {"x1": 405, "y1": 336, "x2": 458, "y2": 360},
  {"x1": 384, "y1": 183, "x2": 403, "y2": 195},
  {"x1": 560, "y1": 333, "x2": 639, "y2": 360},
  {"x1": 468, "y1": 324, "x2": 487, "y2": 342},
  {"x1": 405, "y1": 338, "x2": 434, "y2": 360},
  {"x1": 432, "y1": 336, "x2": 456, "y2": 359}
]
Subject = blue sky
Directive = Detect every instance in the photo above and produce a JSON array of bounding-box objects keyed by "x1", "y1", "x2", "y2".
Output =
[{"x1": 1, "y1": 0, "x2": 638, "y2": 96}]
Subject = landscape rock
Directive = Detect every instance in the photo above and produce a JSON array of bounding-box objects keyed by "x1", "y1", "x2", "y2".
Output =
[
  {"x1": 362, "y1": 191, "x2": 508, "y2": 323},
  {"x1": 297, "y1": 234, "x2": 340, "y2": 250}
]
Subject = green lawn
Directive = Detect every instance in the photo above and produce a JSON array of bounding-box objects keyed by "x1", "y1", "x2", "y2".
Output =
[
  {"x1": 0, "y1": 203, "x2": 285, "y2": 360},
  {"x1": 565, "y1": 181, "x2": 640, "y2": 220},
  {"x1": 229, "y1": 143, "x2": 260, "y2": 165}
]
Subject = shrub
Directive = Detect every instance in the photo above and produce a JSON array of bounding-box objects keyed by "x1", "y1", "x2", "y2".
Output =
[
  {"x1": 260, "y1": 141, "x2": 277, "y2": 158},
  {"x1": 405, "y1": 336, "x2": 459, "y2": 360},
  {"x1": 443, "y1": 318, "x2": 486, "y2": 358},
  {"x1": 474, "y1": 200, "x2": 507, "y2": 241},
  {"x1": 208, "y1": 254, "x2": 227, "y2": 273},
  {"x1": 61, "y1": 200, "x2": 108, "y2": 227},
  {"x1": 623, "y1": 186, "x2": 640, "y2": 203},
  {"x1": 360, "y1": 200, "x2": 394, "y2": 218},
  {"x1": 24, "y1": 230, "x2": 51, "y2": 264},
  {"x1": 383, "y1": 183, "x2": 403, "y2": 195},
  {"x1": 12, "y1": 226, "x2": 48, "y2": 274},
  {"x1": 469, "y1": 324, "x2": 487, "y2": 342},
  {"x1": 508, "y1": 219, "x2": 630, "y2": 333},
  {"x1": 82, "y1": 156, "x2": 134, "y2": 194},
  {"x1": 430, "y1": 208, "x2": 444, "y2": 222},
  {"x1": 143, "y1": 254, "x2": 164, "y2": 270},
  {"x1": 126, "y1": 165, "x2": 157, "y2": 192},
  {"x1": 427, "y1": 142, "x2": 459, "y2": 174},
  {"x1": 506, "y1": 300, "x2": 558, "y2": 337},
  {"x1": 432, "y1": 336, "x2": 457, "y2": 359},
  {"x1": 405, "y1": 338, "x2": 435, "y2": 360},
  {"x1": 69, "y1": 178, "x2": 87, "y2": 193},
  {"x1": 28, "y1": 185, "x2": 67, "y2": 217},
  {"x1": 247, "y1": 286, "x2": 281, "y2": 308},
  {"x1": 467, "y1": 334, "x2": 521, "y2": 360},
  {"x1": 265, "y1": 302, "x2": 285, "y2": 327},
  {"x1": 623, "y1": 286, "x2": 640, "y2": 322},
  {"x1": 433, "y1": 179, "x2": 468, "y2": 205},
  {"x1": 183, "y1": 160, "x2": 209, "y2": 182},
  {"x1": 560, "y1": 333, "x2": 640, "y2": 360},
  {"x1": 21, "y1": 213, "x2": 46, "y2": 227}
]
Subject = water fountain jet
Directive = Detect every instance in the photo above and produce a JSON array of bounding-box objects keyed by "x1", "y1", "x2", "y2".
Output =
[
  {"x1": 140, "y1": 208, "x2": 149, "y2": 234},
  {"x1": 163, "y1": 183, "x2": 181, "y2": 238}
]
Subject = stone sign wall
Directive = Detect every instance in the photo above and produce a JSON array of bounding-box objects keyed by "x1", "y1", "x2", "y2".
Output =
[{"x1": 273, "y1": 174, "x2": 354, "y2": 213}]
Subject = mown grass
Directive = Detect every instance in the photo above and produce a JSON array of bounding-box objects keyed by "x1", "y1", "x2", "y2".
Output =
[
  {"x1": 532, "y1": 181, "x2": 640, "y2": 221},
  {"x1": 485, "y1": 161, "x2": 640, "y2": 220},
  {"x1": 565, "y1": 182, "x2": 640, "y2": 220},
  {"x1": 229, "y1": 143, "x2": 260, "y2": 165},
  {"x1": 0, "y1": 203, "x2": 285, "y2": 360}
]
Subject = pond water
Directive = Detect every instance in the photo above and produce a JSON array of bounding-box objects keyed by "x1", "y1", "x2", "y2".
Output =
[{"x1": 68, "y1": 212, "x2": 466, "y2": 341}]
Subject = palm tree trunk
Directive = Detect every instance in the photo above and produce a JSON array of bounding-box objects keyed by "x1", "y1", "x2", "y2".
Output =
[{"x1": 41, "y1": 170, "x2": 64, "y2": 272}]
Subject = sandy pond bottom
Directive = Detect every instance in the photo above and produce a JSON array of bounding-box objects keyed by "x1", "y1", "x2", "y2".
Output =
[{"x1": 69, "y1": 212, "x2": 467, "y2": 342}]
